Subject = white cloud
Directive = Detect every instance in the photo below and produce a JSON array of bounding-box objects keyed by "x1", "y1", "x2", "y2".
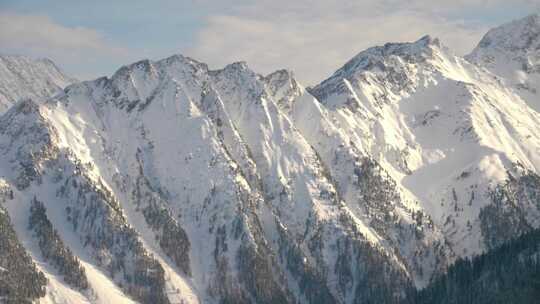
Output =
[
  {"x1": 397, "y1": 0, "x2": 540, "y2": 12},
  {"x1": 0, "y1": 12, "x2": 129, "y2": 75},
  {"x1": 2, "y1": 2, "x2": 537, "y2": 82},
  {"x1": 187, "y1": 0, "x2": 535, "y2": 84}
]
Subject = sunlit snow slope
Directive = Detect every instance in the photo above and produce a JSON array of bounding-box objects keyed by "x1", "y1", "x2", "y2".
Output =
[{"x1": 310, "y1": 30, "x2": 540, "y2": 258}]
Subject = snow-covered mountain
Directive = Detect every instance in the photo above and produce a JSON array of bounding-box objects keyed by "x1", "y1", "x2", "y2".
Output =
[
  {"x1": 0, "y1": 55, "x2": 74, "y2": 113},
  {"x1": 310, "y1": 30, "x2": 540, "y2": 257},
  {"x1": 1, "y1": 14, "x2": 540, "y2": 304},
  {"x1": 468, "y1": 14, "x2": 540, "y2": 112}
]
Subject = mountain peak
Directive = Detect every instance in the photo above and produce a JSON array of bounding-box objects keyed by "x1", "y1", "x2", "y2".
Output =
[
  {"x1": 0, "y1": 54, "x2": 73, "y2": 81},
  {"x1": 310, "y1": 35, "x2": 446, "y2": 105},
  {"x1": 265, "y1": 68, "x2": 294, "y2": 80},
  {"x1": 210, "y1": 61, "x2": 261, "y2": 90},
  {"x1": 323, "y1": 35, "x2": 442, "y2": 82},
  {"x1": 263, "y1": 69, "x2": 303, "y2": 110},
  {"x1": 158, "y1": 54, "x2": 208, "y2": 71},
  {"x1": 467, "y1": 14, "x2": 540, "y2": 111},
  {"x1": 416, "y1": 34, "x2": 439, "y2": 47},
  {"x1": 472, "y1": 14, "x2": 540, "y2": 53},
  {"x1": 264, "y1": 69, "x2": 297, "y2": 90},
  {"x1": 220, "y1": 61, "x2": 251, "y2": 74},
  {"x1": 0, "y1": 55, "x2": 73, "y2": 113},
  {"x1": 110, "y1": 54, "x2": 210, "y2": 84},
  {"x1": 112, "y1": 58, "x2": 156, "y2": 79}
]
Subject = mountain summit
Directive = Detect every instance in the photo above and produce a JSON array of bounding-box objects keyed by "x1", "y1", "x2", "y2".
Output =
[
  {"x1": 0, "y1": 55, "x2": 74, "y2": 113},
  {"x1": 468, "y1": 14, "x2": 540, "y2": 110},
  {"x1": 471, "y1": 14, "x2": 540, "y2": 53}
]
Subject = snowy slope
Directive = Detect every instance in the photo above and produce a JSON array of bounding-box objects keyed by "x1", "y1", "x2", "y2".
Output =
[
  {"x1": 467, "y1": 14, "x2": 540, "y2": 111},
  {"x1": 310, "y1": 30, "x2": 540, "y2": 258},
  {"x1": 0, "y1": 56, "x2": 415, "y2": 303},
  {"x1": 0, "y1": 55, "x2": 74, "y2": 113},
  {"x1": 1, "y1": 14, "x2": 540, "y2": 304}
]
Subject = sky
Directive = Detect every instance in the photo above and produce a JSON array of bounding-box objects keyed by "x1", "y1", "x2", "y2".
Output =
[{"x1": 1, "y1": 1, "x2": 539, "y2": 85}]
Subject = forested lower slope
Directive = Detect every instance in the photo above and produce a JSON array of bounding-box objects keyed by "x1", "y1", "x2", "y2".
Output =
[{"x1": 417, "y1": 228, "x2": 540, "y2": 303}]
